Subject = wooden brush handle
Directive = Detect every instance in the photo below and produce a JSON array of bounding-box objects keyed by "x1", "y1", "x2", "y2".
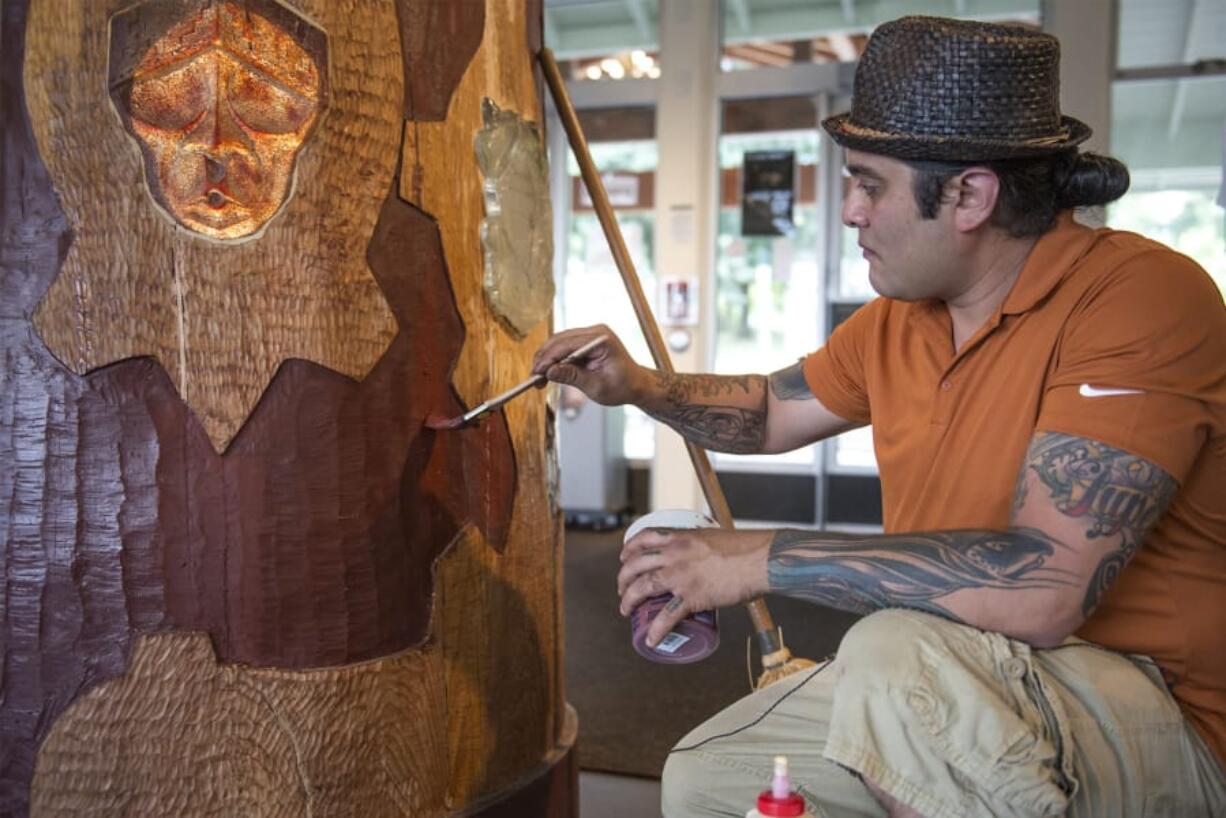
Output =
[{"x1": 540, "y1": 49, "x2": 781, "y2": 645}]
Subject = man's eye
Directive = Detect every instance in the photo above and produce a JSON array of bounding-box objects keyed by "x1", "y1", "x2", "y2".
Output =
[{"x1": 858, "y1": 181, "x2": 879, "y2": 197}]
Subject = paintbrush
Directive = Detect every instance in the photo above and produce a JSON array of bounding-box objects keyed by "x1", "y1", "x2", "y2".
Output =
[{"x1": 425, "y1": 334, "x2": 608, "y2": 430}]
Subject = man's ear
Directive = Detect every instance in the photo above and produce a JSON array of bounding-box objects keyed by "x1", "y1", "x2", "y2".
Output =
[{"x1": 951, "y1": 168, "x2": 1000, "y2": 232}]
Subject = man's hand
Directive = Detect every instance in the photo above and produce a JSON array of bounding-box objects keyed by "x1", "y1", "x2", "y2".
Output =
[
  {"x1": 531, "y1": 325, "x2": 649, "y2": 406},
  {"x1": 617, "y1": 527, "x2": 772, "y2": 648}
]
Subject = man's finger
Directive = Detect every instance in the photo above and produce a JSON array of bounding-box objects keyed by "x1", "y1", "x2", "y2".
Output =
[
  {"x1": 621, "y1": 567, "x2": 677, "y2": 616},
  {"x1": 617, "y1": 551, "x2": 667, "y2": 599},
  {"x1": 533, "y1": 327, "x2": 607, "y2": 375},
  {"x1": 647, "y1": 594, "x2": 689, "y2": 647},
  {"x1": 545, "y1": 362, "x2": 578, "y2": 385},
  {"x1": 621, "y1": 528, "x2": 675, "y2": 563}
]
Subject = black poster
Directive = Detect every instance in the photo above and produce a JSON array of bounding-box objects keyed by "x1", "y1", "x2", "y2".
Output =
[{"x1": 741, "y1": 150, "x2": 795, "y2": 236}]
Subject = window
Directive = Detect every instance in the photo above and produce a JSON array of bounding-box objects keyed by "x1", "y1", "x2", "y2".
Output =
[
  {"x1": 713, "y1": 97, "x2": 822, "y2": 466},
  {"x1": 1111, "y1": 0, "x2": 1225, "y2": 291},
  {"x1": 558, "y1": 126, "x2": 659, "y2": 460}
]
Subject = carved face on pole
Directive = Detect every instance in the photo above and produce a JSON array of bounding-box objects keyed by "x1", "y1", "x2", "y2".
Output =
[{"x1": 110, "y1": 1, "x2": 327, "y2": 240}]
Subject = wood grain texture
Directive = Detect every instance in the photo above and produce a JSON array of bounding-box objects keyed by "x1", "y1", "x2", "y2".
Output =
[
  {"x1": 0, "y1": 188, "x2": 516, "y2": 816},
  {"x1": 458, "y1": 705, "x2": 578, "y2": 818},
  {"x1": 30, "y1": 633, "x2": 450, "y2": 817},
  {"x1": 25, "y1": 0, "x2": 403, "y2": 452},
  {"x1": 403, "y1": 0, "x2": 569, "y2": 808},
  {"x1": 397, "y1": 0, "x2": 485, "y2": 121},
  {"x1": 2, "y1": 0, "x2": 523, "y2": 812}
]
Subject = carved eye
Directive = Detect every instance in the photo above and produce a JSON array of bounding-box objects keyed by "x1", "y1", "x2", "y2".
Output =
[
  {"x1": 226, "y1": 70, "x2": 315, "y2": 135},
  {"x1": 128, "y1": 61, "x2": 212, "y2": 132}
]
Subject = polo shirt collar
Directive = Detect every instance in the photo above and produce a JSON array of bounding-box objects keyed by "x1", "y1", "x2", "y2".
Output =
[{"x1": 1001, "y1": 211, "x2": 1099, "y2": 315}]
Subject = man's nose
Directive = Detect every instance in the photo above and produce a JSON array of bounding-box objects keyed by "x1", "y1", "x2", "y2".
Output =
[{"x1": 842, "y1": 192, "x2": 868, "y2": 228}]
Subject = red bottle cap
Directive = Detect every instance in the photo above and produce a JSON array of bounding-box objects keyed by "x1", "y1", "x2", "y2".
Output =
[{"x1": 757, "y1": 790, "x2": 806, "y2": 816}]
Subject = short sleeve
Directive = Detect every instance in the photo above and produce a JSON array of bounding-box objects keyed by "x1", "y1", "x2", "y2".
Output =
[
  {"x1": 1037, "y1": 249, "x2": 1226, "y2": 481},
  {"x1": 802, "y1": 299, "x2": 880, "y2": 425}
]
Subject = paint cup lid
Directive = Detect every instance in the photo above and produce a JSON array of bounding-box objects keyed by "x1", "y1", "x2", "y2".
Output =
[{"x1": 624, "y1": 509, "x2": 716, "y2": 543}]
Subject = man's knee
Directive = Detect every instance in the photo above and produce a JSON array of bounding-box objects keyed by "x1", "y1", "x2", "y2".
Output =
[
  {"x1": 834, "y1": 609, "x2": 955, "y2": 682},
  {"x1": 661, "y1": 750, "x2": 739, "y2": 817}
]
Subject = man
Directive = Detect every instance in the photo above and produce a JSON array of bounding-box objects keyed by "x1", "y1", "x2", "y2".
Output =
[{"x1": 534, "y1": 16, "x2": 1226, "y2": 818}]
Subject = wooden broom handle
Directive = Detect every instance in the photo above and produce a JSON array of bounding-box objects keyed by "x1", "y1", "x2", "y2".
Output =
[{"x1": 540, "y1": 49, "x2": 778, "y2": 640}]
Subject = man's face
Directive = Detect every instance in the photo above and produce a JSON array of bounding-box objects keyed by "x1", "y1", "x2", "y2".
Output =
[
  {"x1": 117, "y1": 2, "x2": 323, "y2": 240},
  {"x1": 841, "y1": 150, "x2": 961, "y2": 302}
]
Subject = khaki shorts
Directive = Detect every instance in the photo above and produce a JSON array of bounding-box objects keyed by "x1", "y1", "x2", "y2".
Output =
[{"x1": 662, "y1": 609, "x2": 1226, "y2": 818}]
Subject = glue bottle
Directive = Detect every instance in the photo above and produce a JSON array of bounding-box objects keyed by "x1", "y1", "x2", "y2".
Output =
[
  {"x1": 746, "y1": 756, "x2": 813, "y2": 818},
  {"x1": 623, "y1": 509, "x2": 720, "y2": 664}
]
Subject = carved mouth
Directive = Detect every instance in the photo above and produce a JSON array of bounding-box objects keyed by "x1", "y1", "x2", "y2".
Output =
[{"x1": 183, "y1": 192, "x2": 251, "y2": 231}]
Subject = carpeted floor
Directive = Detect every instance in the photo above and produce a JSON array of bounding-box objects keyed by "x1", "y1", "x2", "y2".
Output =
[{"x1": 564, "y1": 527, "x2": 860, "y2": 779}]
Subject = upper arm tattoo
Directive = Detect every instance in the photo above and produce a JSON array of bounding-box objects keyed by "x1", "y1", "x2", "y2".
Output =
[
  {"x1": 1021, "y1": 431, "x2": 1178, "y2": 615},
  {"x1": 646, "y1": 372, "x2": 767, "y2": 454},
  {"x1": 768, "y1": 362, "x2": 814, "y2": 401}
]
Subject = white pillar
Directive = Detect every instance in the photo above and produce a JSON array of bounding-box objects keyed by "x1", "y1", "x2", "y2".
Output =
[
  {"x1": 650, "y1": 0, "x2": 719, "y2": 512},
  {"x1": 1042, "y1": 0, "x2": 1115, "y2": 153},
  {"x1": 1042, "y1": 0, "x2": 1117, "y2": 226}
]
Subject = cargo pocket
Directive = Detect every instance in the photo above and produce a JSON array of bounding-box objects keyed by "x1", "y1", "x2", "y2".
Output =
[{"x1": 902, "y1": 643, "x2": 1076, "y2": 818}]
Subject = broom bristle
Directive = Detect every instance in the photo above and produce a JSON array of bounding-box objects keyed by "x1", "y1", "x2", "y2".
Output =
[{"x1": 755, "y1": 651, "x2": 817, "y2": 689}]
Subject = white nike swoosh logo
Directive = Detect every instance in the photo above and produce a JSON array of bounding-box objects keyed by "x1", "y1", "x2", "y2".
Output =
[{"x1": 1079, "y1": 384, "x2": 1144, "y2": 398}]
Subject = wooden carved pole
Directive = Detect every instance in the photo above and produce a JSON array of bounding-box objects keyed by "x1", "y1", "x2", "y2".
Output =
[{"x1": 1, "y1": 0, "x2": 573, "y2": 815}]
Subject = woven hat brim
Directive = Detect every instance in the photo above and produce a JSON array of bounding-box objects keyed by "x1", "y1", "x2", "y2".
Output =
[{"x1": 822, "y1": 112, "x2": 1092, "y2": 161}]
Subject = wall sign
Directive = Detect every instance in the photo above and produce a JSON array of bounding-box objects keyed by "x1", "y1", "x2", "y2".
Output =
[{"x1": 742, "y1": 150, "x2": 795, "y2": 237}]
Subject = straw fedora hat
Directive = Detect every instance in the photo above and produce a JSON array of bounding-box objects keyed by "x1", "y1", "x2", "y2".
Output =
[{"x1": 823, "y1": 16, "x2": 1092, "y2": 161}]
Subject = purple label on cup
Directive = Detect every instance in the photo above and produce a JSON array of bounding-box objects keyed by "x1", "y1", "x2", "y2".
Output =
[{"x1": 630, "y1": 593, "x2": 719, "y2": 664}]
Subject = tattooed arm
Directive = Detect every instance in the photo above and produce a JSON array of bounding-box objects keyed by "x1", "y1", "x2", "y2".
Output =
[
  {"x1": 533, "y1": 326, "x2": 857, "y2": 454},
  {"x1": 767, "y1": 431, "x2": 1177, "y2": 646},
  {"x1": 640, "y1": 361, "x2": 858, "y2": 454},
  {"x1": 638, "y1": 371, "x2": 769, "y2": 453}
]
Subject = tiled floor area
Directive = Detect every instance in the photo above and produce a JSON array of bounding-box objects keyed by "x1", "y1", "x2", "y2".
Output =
[{"x1": 580, "y1": 771, "x2": 662, "y2": 817}]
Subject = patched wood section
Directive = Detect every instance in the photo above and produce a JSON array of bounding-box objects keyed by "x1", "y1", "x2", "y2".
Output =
[
  {"x1": 397, "y1": 0, "x2": 485, "y2": 121},
  {"x1": 404, "y1": 0, "x2": 566, "y2": 808},
  {"x1": 475, "y1": 100, "x2": 555, "y2": 338},
  {"x1": 30, "y1": 634, "x2": 449, "y2": 817},
  {"x1": 25, "y1": 0, "x2": 403, "y2": 451}
]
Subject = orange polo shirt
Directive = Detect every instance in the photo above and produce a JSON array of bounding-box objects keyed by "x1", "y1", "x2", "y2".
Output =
[{"x1": 803, "y1": 213, "x2": 1226, "y2": 769}]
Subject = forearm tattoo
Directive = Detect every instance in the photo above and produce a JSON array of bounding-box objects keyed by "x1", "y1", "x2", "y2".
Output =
[
  {"x1": 768, "y1": 362, "x2": 814, "y2": 401},
  {"x1": 645, "y1": 372, "x2": 767, "y2": 454},
  {"x1": 767, "y1": 432, "x2": 1177, "y2": 624},
  {"x1": 768, "y1": 528, "x2": 1075, "y2": 617},
  {"x1": 1023, "y1": 432, "x2": 1176, "y2": 616}
]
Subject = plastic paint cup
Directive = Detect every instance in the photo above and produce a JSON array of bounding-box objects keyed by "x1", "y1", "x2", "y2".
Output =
[{"x1": 624, "y1": 509, "x2": 720, "y2": 664}]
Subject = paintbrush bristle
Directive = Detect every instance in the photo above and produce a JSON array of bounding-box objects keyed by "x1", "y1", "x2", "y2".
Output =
[{"x1": 425, "y1": 413, "x2": 466, "y2": 430}]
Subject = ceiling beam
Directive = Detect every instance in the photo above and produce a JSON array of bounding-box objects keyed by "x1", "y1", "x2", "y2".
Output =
[
  {"x1": 625, "y1": 0, "x2": 651, "y2": 41},
  {"x1": 721, "y1": 1, "x2": 1036, "y2": 46},
  {"x1": 1168, "y1": 0, "x2": 1207, "y2": 141}
]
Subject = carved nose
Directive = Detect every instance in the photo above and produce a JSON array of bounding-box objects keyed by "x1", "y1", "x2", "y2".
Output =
[{"x1": 205, "y1": 156, "x2": 226, "y2": 183}]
